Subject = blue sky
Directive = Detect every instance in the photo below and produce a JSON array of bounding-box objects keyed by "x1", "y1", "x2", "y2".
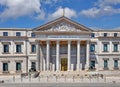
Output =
[{"x1": 0, "y1": 0, "x2": 120, "y2": 30}]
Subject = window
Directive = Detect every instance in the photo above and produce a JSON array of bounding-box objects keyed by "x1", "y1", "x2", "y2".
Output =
[
  {"x1": 3, "y1": 44, "x2": 9, "y2": 53},
  {"x1": 91, "y1": 33, "x2": 95, "y2": 38},
  {"x1": 3, "y1": 32, "x2": 8, "y2": 36},
  {"x1": 103, "y1": 44, "x2": 108, "y2": 52},
  {"x1": 3, "y1": 63, "x2": 8, "y2": 72},
  {"x1": 104, "y1": 33, "x2": 107, "y2": 37},
  {"x1": 31, "y1": 33, "x2": 35, "y2": 37},
  {"x1": 104, "y1": 60, "x2": 108, "y2": 69},
  {"x1": 31, "y1": 45, "x2": 36, "y2": 53},
  {"x1": 90, "y1": 61, "x2": 95, "y2": 70},
  {"x1": 16, "y1": 62, "x2": 21, "y2": 71},
  {"x1": 16, "y1": 32, "x2": 21, "y2": 36},
  {"x1": 16, "y1": 45, "x2": 22, "y2": 53},
  {"x1": 90, "y1": 44, "x2": 95, "y2": 52},
  {"x1": 114, "y1": 60, "x2": 118, "y2": 69},
  {"x1": 31, "y1": 62, "x2": 36, "y2": 71},
  {"x1": 113, "y1": 44, "x2": 118, "y2": 52},
  {"x1": 114, "y1": 33, "x2": 117, "y2": 37}
]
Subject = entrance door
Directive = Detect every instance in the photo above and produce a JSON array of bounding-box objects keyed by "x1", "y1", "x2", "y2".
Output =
[{"x1": 61, "y1": 58, "x2": 67, "y2": 71}]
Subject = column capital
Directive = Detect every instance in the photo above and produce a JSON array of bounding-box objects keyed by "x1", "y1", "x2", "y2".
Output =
[
  {"x1": 86, "y1": 40, "x2": 90, "y2": 43},
  {"x1": 35, "y1": 40, "x2": 40, "y2": 44},
  {"x1": 68, "y1": 39, "x2": 72, "y2": 41},
  {"x1": 56, "y1": 40, "x2": 60, "y2": 42},
  {"x1": 46, "y1": 40, "x2": 50, "y2": 42},
  {"x1": 77, "y1": 40, "x2": 81, "y2": 42},
  {"x1": 68, "y1": 40, "x2": 71, "y2": 43}
]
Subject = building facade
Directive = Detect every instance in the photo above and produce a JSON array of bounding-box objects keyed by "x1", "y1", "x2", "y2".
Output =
[{"x1": 0, "y1": 17, "x2": 120, "y2": 74}]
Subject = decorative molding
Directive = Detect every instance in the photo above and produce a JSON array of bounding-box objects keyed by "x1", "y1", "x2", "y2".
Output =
[
  {"x1": 103, "y1": 58, "x2": 109, "y2": 60},
  {"x1": 1, "y1": 61, "x2": 10, "y2": 63},
  {"x1": 29, "y1": 42, "x2": 36, "y2": 44},
  {"x1": 1, "y1": 42, "x2": 11, "y2": 44},
  {"x1": 14, "y1": 42, "x2": 23, "y2": 44},
  {"x1": 113, "y1": 58, "x2": 119, "y2": 60},
  {"x1": 30, "y1": 60, "x2": 37, "y2": 62},
  {"x1": 15, "y1": 60, "x2": 23, "y2": 62}
]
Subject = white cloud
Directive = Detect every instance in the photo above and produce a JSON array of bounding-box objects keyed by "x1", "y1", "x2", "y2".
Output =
[
  {"x1": 80, "y1": 0, "x2": 120, "y2": 18},
  {"x1": 48, "y1": 7, "x2": 77, "y2": 20},
  {"x1": 0, "y1": 0, "x2": 45, "y2": 20},
  {"x1": 80, "y1": 7, "x2": 100, "y2": 18},
  {"x1": 41, "y1": 0, "x2": 59, "y2": 4},
  {"x1": 96, "y1": 0, "x2": 120, "y2": 6}
]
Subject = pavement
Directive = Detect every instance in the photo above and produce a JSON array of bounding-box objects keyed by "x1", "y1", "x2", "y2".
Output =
[
  {"x1": 1, "y1": 83, "x2": 120, "y2": 87},
  {"x1": 0, "y1": 75, "x2": 120, "y2": 87},
  {"x1": 0, "y1": 71, "x2": 120, "y2": 87},
  {"x1": 0, "y1": 75, "x2": 120, "y2": 83}
]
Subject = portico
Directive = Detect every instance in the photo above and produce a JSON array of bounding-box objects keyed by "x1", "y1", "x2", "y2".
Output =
[{"x1": 36, "y1": 39, "x2": 90, "y2": 71}]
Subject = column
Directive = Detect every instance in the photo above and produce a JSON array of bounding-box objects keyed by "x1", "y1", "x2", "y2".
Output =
[
  {"x1": 86, "y1": 40, "x2": 90, "y2": 70},
  {"x1": 68, "y1": 40, "x2": 71, "y2": 71},
  {"x1": 40, "y1": 43, "x2": 42, "y2": 71},
  {"x1": 56, "y1": 41, "x2": 60, "y2": 71},
  {"x1": 36, "y1": 41, "x2": 40, "y2": 71},
  {"x1": 77, "y1": 40, "x2": 80, "y2": 71},
  {"x1": 46, "y1": 40, "x2": 50, "y2": 71}
]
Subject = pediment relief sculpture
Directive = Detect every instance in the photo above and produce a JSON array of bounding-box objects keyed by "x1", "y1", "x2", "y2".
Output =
[{"x1": 43, "y1": 22, "x2": 81, "y2": 32}]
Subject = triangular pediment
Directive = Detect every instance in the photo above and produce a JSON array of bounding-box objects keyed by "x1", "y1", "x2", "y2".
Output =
[{"x1": 33, "y1": 16, "x2": 93, "y2": 32}]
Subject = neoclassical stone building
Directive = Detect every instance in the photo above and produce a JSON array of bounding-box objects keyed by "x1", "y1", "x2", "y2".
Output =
[{"x1": 0, "y1": 16, "x2": 120, "y2": 74}]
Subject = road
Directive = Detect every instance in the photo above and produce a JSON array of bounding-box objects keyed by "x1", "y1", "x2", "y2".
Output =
[{"x1": 0, "y1": 83, "x2": 120, "y2": 87}]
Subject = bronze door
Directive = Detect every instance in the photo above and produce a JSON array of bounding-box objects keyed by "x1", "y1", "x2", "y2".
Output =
[{"x1": 61, "y1": 58, "x2": 67, "y2": 71}]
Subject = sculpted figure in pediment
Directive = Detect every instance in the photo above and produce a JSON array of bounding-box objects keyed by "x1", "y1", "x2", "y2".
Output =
[{"x1": 44, "y1": 22, "x2": 81, "y2": 32}]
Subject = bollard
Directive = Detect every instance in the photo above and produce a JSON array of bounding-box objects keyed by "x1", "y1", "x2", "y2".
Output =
[
  {"x1": 21, "y1": 76, "x2": 23, "y2": 82},
  {"x1": 73, "y1": 76, "x2": 74, "y2": 82},
  {"x1": 89, "y1": 76, "x2": 91, "y2": 83},
  {"x1": 56, "y1": 76, "x2": 57, "y2": 82},
  {"x1": 97, "y1": 76, "x2": 99, "y2": 83},
  {"x1": 113, "y1": 81, "x2": 116, "y2": 84},
  {"x1": 13, "y1": 75, "x2": 15, "y2": 82},
  {"x1": 38, "y1": 76, "x2": 40, "y2": 82},
  {"x1": 65, "y1": 75, "x2": 66, "y2": 82},
  {"x1": 47, "y1": 76, "x2": 49, "y2": 82},
  {"x1": 81, "y1": 76, "x2": 83, "y2": 82},
  {"x1": 104, "y1": 75, "x2": 106, "y2": 83},
  {"x1": 29, "y1": 74, "x2": 31, "y2": 82}
]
